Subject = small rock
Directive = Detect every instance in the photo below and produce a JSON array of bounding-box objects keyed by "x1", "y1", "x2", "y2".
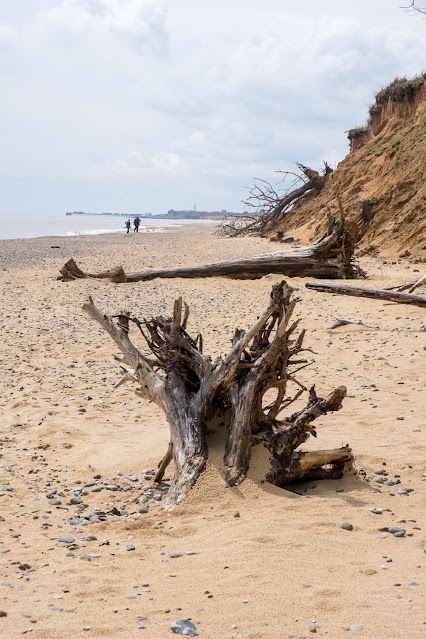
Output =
[
  {"x1": 170, "y1": 551, "x2": 182, "y2": 558},
  {"x1": 0, "y1": 610, "x2": 7, "y2": 617},
  {"x1": 234, "y1": 512, "x2": 240, "y2": 518},
  {"x1": 82, "y1": 626, "x2": 91, "y2": 631},
  {"x1": 58, "y1": 537, "x2": 75, "y2": 544},
  {"x1": 48, "y1": 499, "x2": 61, "y2": 506},
  {"x1": 70, "y1": 497, "x2": 82, "y2": 505},
  {"x1": 341, "y1": 522, "x2": 353, "y2": 531},
  {"x1": 171, "y1": 618, "x2": 198, "y2": 636},
  {"x1": 369, "y1": 507, "x2": 382, "y2": 514},
  {"x1": 388, "y1": 526, "x2": 405, "y2": 534},
  {"x1": 349, "y1": 625, "x2": 363, "y2": 631},
  {"x1": 127, "y1": 544, "x2": 135, "y2": 552}
]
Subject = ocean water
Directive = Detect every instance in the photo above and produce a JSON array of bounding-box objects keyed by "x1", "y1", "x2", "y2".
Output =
[{"x1": 0, "y1": 214, "x2": 217, "y2": 240}]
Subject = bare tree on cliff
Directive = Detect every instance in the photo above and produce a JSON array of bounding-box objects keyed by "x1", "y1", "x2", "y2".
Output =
[
  {"x1": 402, "y1": 2, "x2": 426, "y2": 14},
  {"x1": 219, "y1": 162, "x2": 333, "y2": 238}
]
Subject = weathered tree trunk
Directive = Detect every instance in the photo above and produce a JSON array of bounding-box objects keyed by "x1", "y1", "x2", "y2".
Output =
[
  {"x1": 61, "y1": 216, "x2": 362, "y2": 283},
  {"x1": 83, "y1": 281, "x2": 355, "y2": 509},
  {"x1": 305, "y1": 281, "x2": 426, "y2": 308}
]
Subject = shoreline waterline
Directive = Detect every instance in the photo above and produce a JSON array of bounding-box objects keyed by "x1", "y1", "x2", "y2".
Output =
[{"x1": 0, "y1": 214, "x2": 218, "y2": 240}]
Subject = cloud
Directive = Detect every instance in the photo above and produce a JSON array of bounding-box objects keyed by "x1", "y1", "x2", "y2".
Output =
[
  {"x1": 35, "y1": 0, "x2": 168, "y2": 55},
  {"x1": 1, "y1": 1, "x2": 426, "y2": 214}
]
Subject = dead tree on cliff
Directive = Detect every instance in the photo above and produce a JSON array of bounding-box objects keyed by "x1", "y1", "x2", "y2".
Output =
[
  {"x1": 402, "y1": 1, "x2": 426, "y2": 14},
  {"x1": 83, "y1": 281, "x2": 354, "y2": 509},
  {"x1": 219, "y1": 162, "x2": 333, "y2": 238},
  {"x1": 60, "y1": 214, "x2": 362, "y2": 282}
]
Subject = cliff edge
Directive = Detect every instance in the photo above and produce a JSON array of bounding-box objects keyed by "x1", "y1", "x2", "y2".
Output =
[{"x1": 272, "y1": 75, "x2": 426, "y2": 260}]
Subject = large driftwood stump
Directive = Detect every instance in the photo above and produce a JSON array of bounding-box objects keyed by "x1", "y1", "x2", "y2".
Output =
[
  {"x1": 60, "y1": 216, "x2": 362, "y2": 283},
  {"x1": 83, "y1": 282, "x2": 354, "y2": 509}
]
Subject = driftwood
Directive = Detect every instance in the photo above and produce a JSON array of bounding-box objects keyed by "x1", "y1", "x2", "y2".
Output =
[
  {"x1": 60, "y1": 216, "x2": 362, "y2": 283},
  {"x1": 328, "y1": 318, "x2": 378, "y2": 330},
  {"x1": 83, "y1": 281, "x2": 354, "y2": 509},
  {"x1": 306, "y1": 282, "x2": 426, "y2": 308},
  {"x1": 386, "y1": 274, "x2": 426, "y2": 294}
]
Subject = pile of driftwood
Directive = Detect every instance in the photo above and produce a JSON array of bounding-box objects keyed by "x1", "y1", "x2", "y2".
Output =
[
  {"x1": 83, "y1": 281, "x2": 354, "y2": 509},
  {"x1": 60, "y1": 215, "x2": 362, "y2": 283}
]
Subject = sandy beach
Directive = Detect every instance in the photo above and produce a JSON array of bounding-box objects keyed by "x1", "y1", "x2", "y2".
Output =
[{"x1": 0, "y1": 224, "x2": 424, "y2": 638}]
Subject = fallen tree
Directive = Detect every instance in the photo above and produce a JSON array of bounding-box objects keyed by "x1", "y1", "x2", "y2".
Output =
[
  {"x1": 83, "y1": 281, "x2": 354, "y2": 509},
  {"x1": 60, "y1": 215, "x2": 362, "y2": 283},
  {"x1": 219, "y1": 162, "x2": 333, "y2": 238},
  {"x1": 305, "y1": 281, "x2": 426, "y2": 308}
]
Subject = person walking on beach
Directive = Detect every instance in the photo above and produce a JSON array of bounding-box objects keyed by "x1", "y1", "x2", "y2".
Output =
[
  {"x1": 133, "y1": 216, "x2": 141, "y2": 232},
  {"x1": 125, "y1": 219, "x2": 131, "y2": 233}
]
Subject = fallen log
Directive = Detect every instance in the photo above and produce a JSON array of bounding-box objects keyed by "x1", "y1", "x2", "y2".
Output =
[
  {"x1": 305, "y1": 282, "x2": 426, "y2": 308},
  {"x1": 60, "y1": 216, "x2": 362, "y2": 282},
  {"x1": 83, "y1": 281, "x2": 355, "y2": 509}
]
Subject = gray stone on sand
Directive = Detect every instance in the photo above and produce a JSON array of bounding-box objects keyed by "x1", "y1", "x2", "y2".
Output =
[
  {"x1": 58, "y1": 536, "x2": 75, "y2": 543},
  {"x1": 341, "y1": 522, "x2": 353, "y2": 531},
  {"x1": 388, "y1": 526, "x2": 405, "y2": 534},
  {"x1": 171, "y1": 618, "x2": 198, "y2": 636}
]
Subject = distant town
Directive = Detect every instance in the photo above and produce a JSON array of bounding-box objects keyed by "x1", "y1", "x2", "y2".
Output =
[{"x1": 65, "y1": 208, "x2": 250, "y2": 220}]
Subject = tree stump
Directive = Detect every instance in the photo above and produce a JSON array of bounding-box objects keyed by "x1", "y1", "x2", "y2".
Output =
[{"x1": 83, "y1": 281, "x2": 354, "y2": 509}]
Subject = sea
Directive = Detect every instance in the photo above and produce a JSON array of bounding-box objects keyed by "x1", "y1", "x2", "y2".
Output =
[{"x1": 0, "y1": 214, "x2": 218, "y2": 240}]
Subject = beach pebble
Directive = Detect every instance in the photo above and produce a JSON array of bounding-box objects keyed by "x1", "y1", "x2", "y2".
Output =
[
  {"x1": 341, "y1": 522, "x2": 353, "y2": 531},
  {"x1": 0, "y1": 610, "x2": 7, "y2": 617},
  {"x1": 58, "y1": 536, "x2": 75, "y2": 543},
  {"x1": 70, "y1": 497, "x2": 82, "y2": 505},
  {"x1": 171, "y1": 618, "x2": 198, "y2": 636},
  {"x1": 170, "y1": 551, "x2": 182, "y2": 558},
  {"x1": 138, "y1": 618, "x2": 149, "y2": 629},
  {"x1": 127, "y1": 544, "x2": 135, "y2": 551},
  {"x1": 138, "y1": 505, "x2": 149, "y2": 514},
  {"x1": 349, "y1": 625, "x2": 363, "y2": 631},
  {"x1": 369, "y1": 507, "x2": 382, "y2": 514},
  {"x1": 48, "y1": 499, "x2": 61, "y2": 506},
  {"x1": 388, "y1": 527, "x2": 405, "y2": 534}
]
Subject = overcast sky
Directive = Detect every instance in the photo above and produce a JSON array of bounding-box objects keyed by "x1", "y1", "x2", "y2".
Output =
[{"x1": 1, "y1": 0, "x2": 425, "y2": 215}]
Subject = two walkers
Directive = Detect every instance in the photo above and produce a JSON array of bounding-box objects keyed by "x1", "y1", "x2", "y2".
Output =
[{"x1": 125, "y1": 216, "x2": 141, "y2": 233}]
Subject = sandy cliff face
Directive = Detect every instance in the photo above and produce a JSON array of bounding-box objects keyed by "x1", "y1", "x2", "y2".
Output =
[{"x1": 273, "y1": 79, "x2": 426, "y2": 259}]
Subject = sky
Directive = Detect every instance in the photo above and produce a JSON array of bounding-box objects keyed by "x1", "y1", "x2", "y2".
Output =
[{"x1": 0, "y1": 1, "x2": 425, "y2": 216}]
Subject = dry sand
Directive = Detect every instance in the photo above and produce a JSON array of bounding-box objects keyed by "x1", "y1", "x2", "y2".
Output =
[{"x1": 0, "y1": 225, "x2": 424, "y2": 638}]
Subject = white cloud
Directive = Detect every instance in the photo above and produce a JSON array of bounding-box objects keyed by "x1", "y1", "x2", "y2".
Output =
[{"x1": 1, "y1": 0, "x2": 426, "y2": 214}]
